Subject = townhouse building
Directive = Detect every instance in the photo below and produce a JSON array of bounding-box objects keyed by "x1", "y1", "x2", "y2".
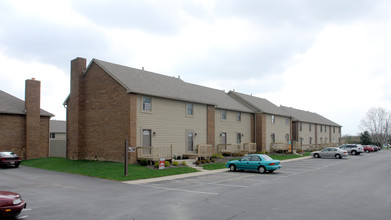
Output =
[
  {"x1": 280, "y1": 106, "x2": 342, "y2": 150},
  {"x1": 65, "y1": 58, "x2": 254, "y2": 163},
  {"x1": 0, "y1": 79, "x2": 53, "y2": 159},
  {"x1": 228, "y1": 91, "x2": 292, "y2": 152}
]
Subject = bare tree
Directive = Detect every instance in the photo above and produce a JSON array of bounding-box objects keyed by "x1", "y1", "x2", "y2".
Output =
[{"x1": 360, "y1": 107, "x2": 391, "y2": 145}]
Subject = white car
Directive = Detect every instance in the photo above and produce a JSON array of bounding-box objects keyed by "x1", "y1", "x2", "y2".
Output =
[
  {"x1": 311, "y1": 147, "x2": 348, "y2": 159},
  {"x1": 338, "y1": 144, "x2": 364, "y2": 155}
]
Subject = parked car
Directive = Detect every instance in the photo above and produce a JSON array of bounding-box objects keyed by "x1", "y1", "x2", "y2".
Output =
[
  {"x1": 363, "y1": 145, "x2": 374, "y2": 153},
  {"x1": 311, "y1": 147, "x2": 348, "y2": 159},
  {"x1": 338, "y1": 144, "x2": 364, "y2": 155},
  {"x1": 226, "y1": 154, "x2": 281, "y2": 174},
  {"x1": 372, "y1": 145, "x2": 380, "y2": 151},
  {"x1": 0, "y1": 152, "x2": 22, "y2": 168},
  {"x1": 0, "y1": 191, "x2": 26, "y2": 218}
]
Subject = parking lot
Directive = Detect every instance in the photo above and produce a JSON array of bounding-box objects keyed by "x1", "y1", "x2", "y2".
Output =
[{"x1": 1, "y1": 151, "x2": 391, "y2": 220}]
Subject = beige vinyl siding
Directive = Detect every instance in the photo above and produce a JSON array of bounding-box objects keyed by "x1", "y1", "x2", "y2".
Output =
[
  {"x1": 317, "y1": 124, "x2": 330, "y2": 144},
  {"x1": 265, "y1": 114, "x2": 290, "y2": 151},
  {"x1": 298, "y1": 122, "x2": 315, "y2": 145},
  {"x1": 330, "y1": 126, "x2": 341, "y2": 144},
  {"x1": 215, "y1": 109, "x2": 252, "y2": 149},
  {"x1": 136, "y1": 95, "x2": 207, "y2": 156}
]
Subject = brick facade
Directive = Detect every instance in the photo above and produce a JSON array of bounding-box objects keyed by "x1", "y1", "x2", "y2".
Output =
[
  {"x1": 0, "y1": 79, "x2": 50, "y2": 159},
  {"x1": 256, "y1": 113, "x2": 266, "y2": 152},
  {"x1": 207, "y1": 105, "x2": 215, "y2": 147},
  {"x1": 67, "y1": 59, "x2": 136, "y2": 163}
]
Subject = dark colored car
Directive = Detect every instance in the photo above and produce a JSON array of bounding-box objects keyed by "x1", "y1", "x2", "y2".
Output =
[
  {"x1": 372, "y1": 145, "x2": 381, "y2": 151},
  {"x1": 0, "y1": 152, "x2": 22, "y2": 168},
  {"x1": 0, "y1": 191, "x2": 26, "y2": 218},
  {"x1": 363, "y1": 145, "x2": 374, "y2": 153}
]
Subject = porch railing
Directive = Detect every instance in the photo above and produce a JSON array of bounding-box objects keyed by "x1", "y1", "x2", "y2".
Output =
[{"x1": 136, "y1": 145, "x2": 173, "y2": 161}]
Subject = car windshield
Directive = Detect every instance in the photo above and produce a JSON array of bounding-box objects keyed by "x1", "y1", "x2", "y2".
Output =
[
  {"x1": 260, "y1": 155, "x2": 273, "y2": 161},
  {"x1": 0, "y1": 152, "x2": 16, "y2": 156}
]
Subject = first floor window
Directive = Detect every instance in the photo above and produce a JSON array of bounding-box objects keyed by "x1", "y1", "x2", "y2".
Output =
[
  {"x1": 187, "y1": 131, "x2": 194, "y2": 151},
  {"x1": 285, "y1": 134, "x2": 289, "y2": 143},
  {"x1": 310, "y1": 137, "x2": 313, "y2": 145}
]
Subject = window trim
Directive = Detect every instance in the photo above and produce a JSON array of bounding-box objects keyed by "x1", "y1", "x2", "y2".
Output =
[
  {"x1": 142, "y1": 96, "x2": 152, "y2": 112},
  {"x1": 271, "y1": 115, "x2": 275, "y2": 124},
  {"x1": 186, "y1": 103, "x2": 194, "y2": 116},
  {"x1": 221, "y1": 110, "x2": 227, "y2": 121}
]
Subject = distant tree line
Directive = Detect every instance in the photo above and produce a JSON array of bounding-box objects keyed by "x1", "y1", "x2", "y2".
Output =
[{"x1": 360, "y1": 107, "x2": 391, "y2": 146}]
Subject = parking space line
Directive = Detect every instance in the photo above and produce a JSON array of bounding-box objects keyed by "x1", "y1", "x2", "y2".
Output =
[
  {"x1": 207, "y1": 183, "x2": 248, "y2": 188},
  {"x1": 136, "y1": 184, "x2": 219, "y2": 195}
]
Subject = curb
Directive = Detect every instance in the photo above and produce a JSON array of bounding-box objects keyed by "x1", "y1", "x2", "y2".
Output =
[{"x1": 122, "y1": 156, "x2": 311, "y2": 185}]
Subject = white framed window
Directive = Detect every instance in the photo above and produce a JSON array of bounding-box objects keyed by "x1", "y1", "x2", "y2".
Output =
[
  {"x1": 186, "y1": 103, "x2": 193, "y2": 116},
  {"x1": 285, "y1": 117, "x2": 289, "y2": 125},
  {"x1": 272, "y1": 115, "x2": 275, "y2": 124},
  {"x1": 309, "y1": 124, "x2": 312, "y2": 132},
  {"x1": 221, "y1": 110, "x2": 227, "y2": 120},
  {"x1": 142, "y1": 96, "x2": 151, "y2": 111},
  {"x1": 236, "y1": 112, "x2": 241, "y2": 122},
  {"x1": 320, "y1": 125, "x2": 323, "y2": 132}
]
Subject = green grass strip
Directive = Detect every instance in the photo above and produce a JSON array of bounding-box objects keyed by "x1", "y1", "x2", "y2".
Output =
[{"x1": 22, "y1": 158, "x2": 199, "y2": 181}]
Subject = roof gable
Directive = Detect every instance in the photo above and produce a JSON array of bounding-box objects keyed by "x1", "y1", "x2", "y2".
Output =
[{"x1": 0, "y1": 90, "x2": 53, "y2": 117}]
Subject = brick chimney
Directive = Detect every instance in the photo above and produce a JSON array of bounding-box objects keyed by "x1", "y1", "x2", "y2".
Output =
[
  {"x1": 67, "y1": 57, "x2": 86, "y2": 160},
  {"x1": 25, "y1": 78, "x2": 41, "y2": 159}
]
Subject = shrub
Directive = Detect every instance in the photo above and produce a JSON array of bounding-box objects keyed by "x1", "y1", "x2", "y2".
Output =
[
  {"x1": 211, "y1": 153, "x2": 224, "y2": 159},
  {"x1": 201, "y1": 160, "x2": 206, "y2": 164},
  {"x1": 195, "y1": 160, "x2": 201, "y2": 165},
  {"x1": 172, "y1": 161, "x2": 179, "y2": 166},
  {"x1": 205, "y1": 159, "x2": 210, "y2": 163},
  {"x1": 140, "y1": 159, "x2": 148, "y2": 166},
  {"x1": 181, "y1": 161, "x2": 187, "y2": 166},
  {"x1": 211, "y1": 158, "x2": 216, "y2": 163},
  {"x1": 165, "y1": 161, "x2": 170, "y2": 167},
  {"x1": 154, "y1": 161, "x2": 159, "y2": 168}
]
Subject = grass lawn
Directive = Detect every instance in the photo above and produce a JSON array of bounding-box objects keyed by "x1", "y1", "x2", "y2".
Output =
[
  {"x1": 22, "y1": 158, "x2": 199, "y2": 181},
  {"x1": 202, "y1": 152, "x2": 311, "y2": 170}
]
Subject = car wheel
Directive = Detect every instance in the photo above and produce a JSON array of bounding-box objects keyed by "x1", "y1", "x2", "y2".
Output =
[
  {"x1": 335, "y1": 154, "x2": 342, "y2": 159},
  {"x1": 314, "y1": 153, "x2": 320, "y2": 158},
  {"x1": 258, "y1": 166, "x2": 266, "y2": 174},
  {"x1": 365, "y1": 150, "x2": 369, "y2": 153},
  {"x1": 14, "y1": 164, "x2": 20, "y2": 168},
  {"x1": 229, "y1": 164, "x2": 236, "y2": 172},
  {"x1": 351, "y1": 150, "x2": 357, "y2": 155}
]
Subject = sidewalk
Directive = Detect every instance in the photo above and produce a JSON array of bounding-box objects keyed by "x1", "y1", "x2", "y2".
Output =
[{"x1": 123, "y1": 156, "x2": 311, "y2": 185}]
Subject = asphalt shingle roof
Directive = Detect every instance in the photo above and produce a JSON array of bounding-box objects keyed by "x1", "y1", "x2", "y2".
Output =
[
  {"x1": 228, "y1": 91, "x2": 290, "y2": 117},
  {"x1": 92, "y1": 59, "x2": 253, "y2": 113},
  {"x1": 280, "y1": 105, "x2": 341, "y2": 127},
  {"x1": 0, "y1": 90, "x2": 53, "y2": 117},
  {"x1": 50, "y1": 120, "x2": 66, "y2": 133}
]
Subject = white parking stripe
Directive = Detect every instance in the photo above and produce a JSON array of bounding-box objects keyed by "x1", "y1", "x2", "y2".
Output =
[
  {"x1": 137, "y1": 184, "x2": 219, "y2": 195},
  {"x1": 207, "y1": 183, "x2": 248, "y2": 188}
]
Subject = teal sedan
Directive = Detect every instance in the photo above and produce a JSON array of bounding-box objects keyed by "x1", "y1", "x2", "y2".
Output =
[{"x1": 226, "y1": 154, "x2": 281, "y2": 174}]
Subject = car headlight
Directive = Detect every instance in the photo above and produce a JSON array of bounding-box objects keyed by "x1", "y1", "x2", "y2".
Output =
[{"x1": 13, "y1": 198, "x2": 22, "y2": 205}]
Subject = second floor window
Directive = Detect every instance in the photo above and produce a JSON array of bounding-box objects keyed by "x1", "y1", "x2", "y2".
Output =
[
  {"x1": 221, "y1": 110, "x2": 227, "y2": 120},
  {"x1": 272, "y1": 115, "x2": 275, "y2": 124},
  {"x1": 309, "y1": 124, "x2": 312, "y2": 132},
  {"x1": 142, "y1": 96, "x2": 151, "y2": 111},
  {"x1": 300, "y1": 122, "x2": 302, "y2": 131},
  {"x1": 186, "y1": 103, "x2": 193, "y2": 115},
  {"x1": 236, "y1": 112, "x2": 241, "y2": 122}
]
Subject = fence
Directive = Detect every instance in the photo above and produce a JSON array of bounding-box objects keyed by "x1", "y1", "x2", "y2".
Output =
[
  {"x1": 136, "y1": 145, "x2": 173, "y2": 161},
  {"x1": 293, "y1": 142, "x2": 341, "y2": 152},
  {"x1": 49, "y1": 140, "x2": 66, "y2": 158},
  {"x1": 217, "y1": 143, "x2": 257, "y2": 155},
  {"x1": 270, "y1": 142, "x2": 290, "y2": 153}
]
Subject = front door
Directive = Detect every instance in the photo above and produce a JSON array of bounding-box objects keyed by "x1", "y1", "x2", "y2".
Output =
[
  {"x1": 187, "y1": 131, "x2": 194, "y2": 152},
  {"x1": 142, "y1": 129, "x2": 151, "y2": 154}
]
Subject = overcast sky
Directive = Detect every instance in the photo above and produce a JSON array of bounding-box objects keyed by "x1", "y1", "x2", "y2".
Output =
[{"x1": 1, "y1": 0, "x2": 390, "y2": 135}]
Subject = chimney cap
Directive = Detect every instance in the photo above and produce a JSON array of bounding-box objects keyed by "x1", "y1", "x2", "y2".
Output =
[{"x1": 32, "y1": 77, "x2": 35, "y2": 80}]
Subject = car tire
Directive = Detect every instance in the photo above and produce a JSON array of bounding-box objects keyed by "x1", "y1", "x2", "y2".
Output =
[
  {"x1": 351, "y1": 150, "x2": 357, "y2": 155},
  {"x1": 365, "y1": 150, "x2": 369, "y2": 153},
  {"x1": 15, "y1": 164, "x2": 20, "y2": 168},
  {"x1": 258, "y1": 166, "x2": 266, "y2": 174},
  {"x1": 314, "y1": 153, "x2": 320, "y2": 158},
  {"x1": 335, "y1": 154, "x2": 342, "y2": 159},
  {"x1": 229, "y1": 164, "x2": 236, "y2": 172}
]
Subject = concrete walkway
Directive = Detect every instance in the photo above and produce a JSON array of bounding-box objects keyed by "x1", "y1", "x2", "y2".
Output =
[{"x1": 123, "y1": 156, "x2": 311, "y2": 185}]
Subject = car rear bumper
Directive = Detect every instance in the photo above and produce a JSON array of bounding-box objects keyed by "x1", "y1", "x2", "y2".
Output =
[
  {"x1": 0, "y1": 201, "x2": 26, "y2": 217},
  {"x1": 267, "y1": 165, "x2": 281, "y2": 171}
]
